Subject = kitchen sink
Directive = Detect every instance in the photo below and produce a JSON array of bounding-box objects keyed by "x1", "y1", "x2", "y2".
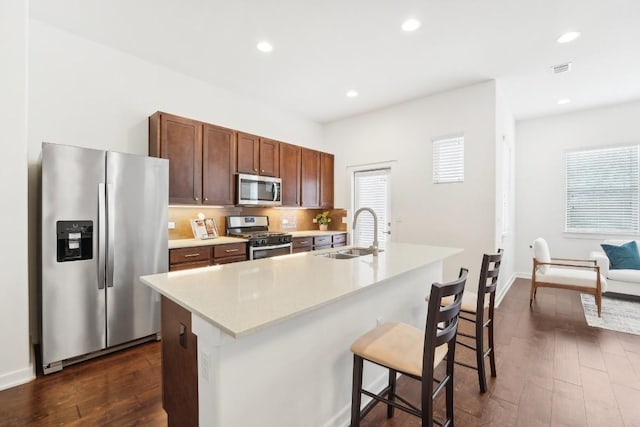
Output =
[
  {"x1": 316, "y1": 247, "x2": 383, "y2": 260},
  {"x1": 319, "y1": 252, "x2": 359, "y2": 259},
  {"x1": 338, "y1": 247, "x2": 381, "y2": 256}
]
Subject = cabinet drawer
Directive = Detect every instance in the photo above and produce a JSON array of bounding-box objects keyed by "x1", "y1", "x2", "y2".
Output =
[
  {"x1": 333, "y1": 233, "x2": 346, "y2": 245},
  {"x1": 293, "y1": 237, "x2": 313, "y2": 249},
  {"x1": 213, "y1": 243, "x2": 247, "y2": 259},
  {"x1": 293, "y1": 247, "x2": 312, "y2": 254},
  {"x1": 214, "y1": 255, "x2": 247, "y2": 265},
  {"x1": 170, "y1": 247, "x2": 211, "y2": 264},
  {"x1": 313, "y1": 236, "x2": 332, "y2": 247},
  {"x1": 169, "y1": 260, "x2": 211, "y2": 271}
]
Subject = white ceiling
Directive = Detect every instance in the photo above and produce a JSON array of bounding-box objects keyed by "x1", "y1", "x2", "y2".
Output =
[{"x1": 30, "y1": 0, "x2": 640, "y2": 123}]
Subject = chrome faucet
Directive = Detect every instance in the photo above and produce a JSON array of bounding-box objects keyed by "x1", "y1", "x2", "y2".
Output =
[{"x1": 352, "y1": 207, "x2": 379, "y2": 256}]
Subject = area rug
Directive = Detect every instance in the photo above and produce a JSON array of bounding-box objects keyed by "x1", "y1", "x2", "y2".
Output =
[{"x1": 581, "y1": 293, "x2": 640, "y2": 336}]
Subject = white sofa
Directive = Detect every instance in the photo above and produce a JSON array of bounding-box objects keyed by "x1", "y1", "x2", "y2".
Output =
[{"x1": 590, "y1": 239, "x2": 640, "y2": 297}]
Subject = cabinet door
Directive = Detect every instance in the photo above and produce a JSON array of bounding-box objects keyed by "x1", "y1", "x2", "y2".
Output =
[
  {"x1": 301, "y1": 148, "x2": 320, "y2": 207},
  {"x1": 280, "y1": 143, "x2": 301, "y2": 206},
  {"x1": 237, "y1": 132, "x2": 259, "y2": 174},
  {"x1": 320, "y1": 152, "x2": 334, "y2": 208},
  {"x1": 152, "y1": 112, "x2": 202, "y2": 205},
  {"x1": 203, "y1": 125, "x2": 236, "y2": 205},
  {"x1": 161, "y1": 296, "x2": 198, "y2": 427},
  {"x1": 259, "y1": 138, "x2": 280, "y2": 177}
]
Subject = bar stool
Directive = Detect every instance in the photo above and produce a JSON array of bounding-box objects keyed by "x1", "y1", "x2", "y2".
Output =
[
  {"x1": 349, "y1": 268, "x2": 468, "y2": 427},
  {"x1": 450, "y1": 250, "x2": 503, "y2": 393}
]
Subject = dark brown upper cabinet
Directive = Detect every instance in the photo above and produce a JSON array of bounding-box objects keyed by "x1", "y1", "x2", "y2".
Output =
[
  {"x1": 149, "y1": 112, "x2": 235, "y2": 206},
  {"x1": 301, "y1": 148, "x2": 320, "y2": 207},
  {"x1": 237, "y1": 133, "x2": 280, "y2": 177},
  {"x1": 280, "y1": 142, "x2": 301, "y2": 206},
  {"x1": 202, "y1": 124, "x2": 236, "y2": 206},
  {"x1": 320, "y1": 152, "x2": 334, "y2": 208}
]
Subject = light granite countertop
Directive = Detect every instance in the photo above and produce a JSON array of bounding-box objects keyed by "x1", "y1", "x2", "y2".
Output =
[
  {"x1": 141, "y1": 242, "x2": 462, "y2": 338},
  {"x1": 168, "y1": 236, "x2": 248, "y2": 249},
  {"x1": 289, "y1": 230, "x2": 347, "y2": 237}
]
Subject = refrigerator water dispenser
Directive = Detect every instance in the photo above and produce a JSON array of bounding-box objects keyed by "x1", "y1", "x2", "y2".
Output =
[{"x1": 56, "y1": 220, "x2": 93, "y2": 262}]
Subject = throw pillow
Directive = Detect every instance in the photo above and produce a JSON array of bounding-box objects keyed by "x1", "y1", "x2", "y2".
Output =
[{"x1": 600, "y1": 241, "x2": 640, "y2": 270}]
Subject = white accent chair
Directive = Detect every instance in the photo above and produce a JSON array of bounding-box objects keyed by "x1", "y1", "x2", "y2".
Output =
[
  {"x1": 530, "y1": 238, "x2": 606, "y2": 317},
  {"x1": 590, "y1": 240, "x2": 640, "y2": 297}
]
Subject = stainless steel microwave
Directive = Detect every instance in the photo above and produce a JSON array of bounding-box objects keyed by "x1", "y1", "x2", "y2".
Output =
[{"x1": 237, "y1": 173, "x2": 282, "y2": 206}]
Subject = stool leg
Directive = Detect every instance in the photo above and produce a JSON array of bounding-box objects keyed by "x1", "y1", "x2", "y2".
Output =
[
  {"x1": 387, "y1": 369, "x2": 396, "y2": 418},
  {"x1": 350, "y1": 355, "x2": 364, "y2": 427},
  {"x1": 488, "y1": 318, "x2": 497, "y2": 378},
  {"x1": 476, "y1": 315, "x2": 488, "y2": 393}
]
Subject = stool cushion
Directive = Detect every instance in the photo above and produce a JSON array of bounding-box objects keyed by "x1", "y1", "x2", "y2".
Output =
[
  {"x1": 350, "y1": 322, "x2": 447, "y2": 377},
  {"x1": 435, "y1": 292, "x2": 487, "y2": 314}
]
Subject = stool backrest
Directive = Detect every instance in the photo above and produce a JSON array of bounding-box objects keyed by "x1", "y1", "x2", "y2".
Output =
[
  {"x1": 423, "y1": 268, "x2": 468, "y2": 368},
  {"x1": 477, "y1": 249, "x2": 503, "y2": 314},
  {"x1": 422, "y1": 268, "x2": 468, "y2": 426}
]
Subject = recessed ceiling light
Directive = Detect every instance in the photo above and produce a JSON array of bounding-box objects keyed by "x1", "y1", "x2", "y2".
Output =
[
  {"x1": 256, "y1": 41, "x2": 273, "y2": 52},
  {"x1": 346, "y1": 90, "x2": 358, "y2": 98},
  {"x1": 556, "y1": 31, "x2": 581, "y2": 44},
  {"x1": 401, "y1": 18, "x2": 421, "y2": 32},
  {"x1": 557, "y1": 98, "x2": 571, "y2": 105}
]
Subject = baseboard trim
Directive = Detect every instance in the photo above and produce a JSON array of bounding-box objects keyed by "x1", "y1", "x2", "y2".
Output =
[
  {"x1": 0, "y1": 364, "x2": 34, "y2": 391},
  {"x1": 495, "y1": 273, "x2": 516, "y2": 307}
]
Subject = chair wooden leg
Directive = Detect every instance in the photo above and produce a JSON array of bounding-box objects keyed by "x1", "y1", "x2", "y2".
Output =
[
  {"x1": 350, "y1": 355, "x2": 364, "y2": 427},
  {"x1": 597, "y1": 292, "x2": 602, "y2": 317},
  {"x1": 529, "y1": 283, "x2": 536, "y2": 305},
  {"x1": 488, "y1": 318, "x2": 497, "y2": 378},
  {"x1": 446, "y1": 345, "x2": 456, "y2": 426},
  {"x1": 476, "y1": 317, "x2": 488, "y2": 393},
  {"x1": 387, "y1": 369, "x2": 396, "y2": 418}
]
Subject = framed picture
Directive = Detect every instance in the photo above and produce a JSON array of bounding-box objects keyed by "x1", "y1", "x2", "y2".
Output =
[{"x1": 190, "y1": 218, "x2": 218, "y2": 239}]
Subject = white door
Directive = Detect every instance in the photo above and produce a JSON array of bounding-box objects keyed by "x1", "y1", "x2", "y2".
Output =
[{"x1": 353, "y1": 168, "x2": 391, "y2": 249}]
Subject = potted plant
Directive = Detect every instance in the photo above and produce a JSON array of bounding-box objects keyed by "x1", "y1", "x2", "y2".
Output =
[{"x1": 315, "y1": 211, "x2": 332, "y2": 231}]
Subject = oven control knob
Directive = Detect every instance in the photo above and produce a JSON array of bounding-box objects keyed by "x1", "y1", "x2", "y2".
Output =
[{"x1": 261, "y1": 239, "x2": 267, "y2": 246}]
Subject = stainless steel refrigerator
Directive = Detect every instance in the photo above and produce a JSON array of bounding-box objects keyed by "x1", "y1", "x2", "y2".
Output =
[{"x1": 41, "y1": 142, "x2": 168, "y2": 374}]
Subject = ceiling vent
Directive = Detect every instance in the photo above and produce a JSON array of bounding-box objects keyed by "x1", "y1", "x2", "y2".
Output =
[{"x1": 551, "y1": 62, "x2": 572, "y2": 74}]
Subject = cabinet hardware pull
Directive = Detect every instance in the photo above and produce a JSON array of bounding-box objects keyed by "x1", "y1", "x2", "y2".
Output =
[
  {"x1": 204, "y1": 198, "x2": 208, "y2": 201},
  {"x1": 225, "y1": 249, "x2": 240, "y2": 253},
  {"x1": 300, "y1": 241, "x2": 309, "y2": 244},
  {"x1": 261, "y1": 169, "x2": 264, "y2": 173},
  {"x1": 254, "y1": 168, "x2": 258, "y2": 172},
  {"x1": 184, "y1": 253, "x2": 200, "y2": 258},
  {"x1": 195, "y1": 197, "x2": 199, "y2": 201}
]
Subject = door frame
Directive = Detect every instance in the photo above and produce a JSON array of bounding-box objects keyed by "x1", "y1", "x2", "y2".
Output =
[{"x1": 347, "y1": 161, "x2": 396, "y2": 246}]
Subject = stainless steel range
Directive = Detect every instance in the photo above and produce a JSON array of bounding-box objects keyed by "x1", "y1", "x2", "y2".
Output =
[{"x1": 226, "y1": 215, "x2": 292, "y2": 260}]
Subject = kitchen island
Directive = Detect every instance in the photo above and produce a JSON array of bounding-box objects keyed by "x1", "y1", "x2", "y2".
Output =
[{"x1": 141, "y1": 242, "x2": 461, "y2": 427}]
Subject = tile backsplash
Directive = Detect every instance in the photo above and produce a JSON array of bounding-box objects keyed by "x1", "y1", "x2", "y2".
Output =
[{"x1": 168, "y1": 206, "x2": 347, "y2": 240}]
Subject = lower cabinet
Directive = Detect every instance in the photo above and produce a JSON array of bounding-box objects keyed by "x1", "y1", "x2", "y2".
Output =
[
  {"x1": 161, "y1": 296, "x2": 198, "y2": 427},
  {"x1": 293, "y1": 233, "x2": 348, "y2": 253},
  {"x1": 169, "y1": 243, "x2": 247, "y2": 271},
  {"x1": 292, "y1": 237, "x2": 313, "y2": 253},
  {"x1": 313, "y1": 235, "x2": 332, "y2": 251}
]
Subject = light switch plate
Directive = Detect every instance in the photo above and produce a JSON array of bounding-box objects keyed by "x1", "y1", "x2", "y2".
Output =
[
  {"x1": 168, "y1": 221, "x2": 176, "y2": 229},
  {"x1": 342, "y1": 217, "x2": 347, "y2": 224}
]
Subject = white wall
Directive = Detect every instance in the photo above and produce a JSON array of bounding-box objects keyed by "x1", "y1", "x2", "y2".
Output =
[
  {"x1": 0, "y1": 0, "x2": 33, "y2": 390},
  {"x1": 324, "y1": 81, "x2": 498, "y2": 291},
  {"x1": 25, "y1": 20, "x2": 324, "y2": 351},
  {"x1": 494, "y1": 83, "x2": 516, "y2": 295},
  {"x1": 515, "y1": 100, "x2": 640, "y2": 274}
]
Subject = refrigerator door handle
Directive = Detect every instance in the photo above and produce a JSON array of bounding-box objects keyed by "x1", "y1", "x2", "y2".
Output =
[
  {"x1": 97, "y1": 183, "x2": 106, "y2": 289},
  {"x1": 106, "y1": 183, "x2": 115, "y2": 288}
]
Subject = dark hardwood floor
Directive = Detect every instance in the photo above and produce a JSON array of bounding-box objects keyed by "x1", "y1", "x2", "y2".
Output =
[{"x1": 1, "y1": 279, "x2": 640, "y2": 426}]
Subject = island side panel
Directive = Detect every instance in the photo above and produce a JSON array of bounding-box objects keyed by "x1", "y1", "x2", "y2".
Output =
[
  {"x1": 192, "y1": 261, "x2": 443, "y2": 427},
  {"x1": 161, "y1": 296, "x2": 199, "y2": 427}
]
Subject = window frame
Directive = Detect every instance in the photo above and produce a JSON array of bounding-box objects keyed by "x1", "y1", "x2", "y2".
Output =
[
  {"x1": 565, "y1": 144, "x2": 640, "y2": 235},
  {"x1": 432, "y1": 134, "x2": 464, "y2": 184}
]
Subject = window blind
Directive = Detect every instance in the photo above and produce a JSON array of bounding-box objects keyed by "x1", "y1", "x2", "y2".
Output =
[
  {"x1": 566, "y1": 145, "x2": 640, "y2": 233},
  {"x1": 354, "y1": 169, "x2": 389, "y2": 248},
  {"x1": 433, "y1": 136, "x2": 464, "y2": 183}
]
